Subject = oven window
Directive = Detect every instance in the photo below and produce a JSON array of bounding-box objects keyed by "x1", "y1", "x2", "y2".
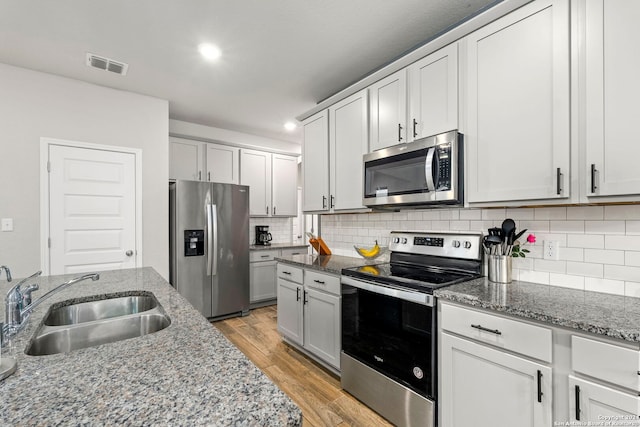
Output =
[
  {"x1": 364, "y1": 149, "x2": 429, "y2": 198},
  {"x1": 342, "y1": 285, "x2": 434, "y2": 398}
]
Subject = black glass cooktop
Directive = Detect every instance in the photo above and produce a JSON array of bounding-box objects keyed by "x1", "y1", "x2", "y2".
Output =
[{"x1": 342, "y1": 262, "x2": 480, "y2": 294}]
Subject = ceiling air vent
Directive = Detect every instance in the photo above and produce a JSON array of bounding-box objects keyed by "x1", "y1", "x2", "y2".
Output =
[{"x1": 86, "y1": 53, "x2": 129, "y2": 76}]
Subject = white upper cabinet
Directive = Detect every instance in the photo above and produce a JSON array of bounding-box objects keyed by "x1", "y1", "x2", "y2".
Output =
[
  {"x1": 302, "y1": 111, "x2": 330, "y2": 212},
  {"x1": 169, "y1": 137, "x2": 204, "y2": 181},
  {"x1": 271, "y1": 154, "x2": 298, "y2": 217},
  {"x1": 465, "y1": 0, "x2": 570, "y2": 204},
  {"x1": 240, "y1": 149, "x2": 272, "y2": 216},
  {"x1": 584, "y1": 0, "x2": 640, "y2": 199},
  {"x1": 408, "y1": 43, "x2": 458, "y2": 141},
  {"x1": 329, "y1": 89, "x2": 369, "y2": 211},
  {"x1": 205, "y1": 143, "x2": 239, "y2": 184},
  {"x1": 369, "y1": 69, "x2": 407, "y2": 152}
]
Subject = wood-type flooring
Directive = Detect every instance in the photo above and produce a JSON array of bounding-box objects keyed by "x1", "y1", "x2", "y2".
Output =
[{"x1": 214, "y1": 305, "x2": 392, "y2": 427}]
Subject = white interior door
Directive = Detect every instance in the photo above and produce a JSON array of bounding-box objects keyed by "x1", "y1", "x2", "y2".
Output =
[{"x1": 48, "y1": 144, "x2": 138, "y2": 274}]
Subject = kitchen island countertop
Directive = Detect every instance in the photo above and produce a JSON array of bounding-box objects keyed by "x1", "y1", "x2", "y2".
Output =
[
  {"x1": 435, "y1": 277, "x2": 640, "y2": 343},
  {"x1": 0, "y1": 267, "x2": 302, "y2": 425}
]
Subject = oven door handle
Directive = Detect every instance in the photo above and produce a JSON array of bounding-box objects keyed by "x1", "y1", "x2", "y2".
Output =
[
  {"x1": 424, "y1": 146, "x2": 436, "y2": 192},
  {"x1": 341, "y1": 276, "x2": 434, "y2": 307}
]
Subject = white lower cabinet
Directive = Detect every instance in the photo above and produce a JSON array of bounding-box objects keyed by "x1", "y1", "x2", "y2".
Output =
[
  {"x1": 440, "y1": 332, "x2": 552, "y2": 427},
  {"x1": 250, "y1": 247, "x2": 307, "y2": 306},
  {"x1": 276, "y1": 262, "x2": 341, "y2": 371},
  {"x1": 569, "y1": 376, "x2": 640, "y2": 422}
]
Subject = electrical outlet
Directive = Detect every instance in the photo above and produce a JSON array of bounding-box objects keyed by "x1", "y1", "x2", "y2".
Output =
[
  {"x1": 1, "y1": 218, "x2": 13, "y2": 232},
  {"x1": 543, "y1": 240, "x2": 559, "y2": 260}
]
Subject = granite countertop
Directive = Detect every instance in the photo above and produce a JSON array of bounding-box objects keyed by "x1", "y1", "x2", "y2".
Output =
[
  {"x1": 250, "y1": 243, "x2": 308, "y2": 251},
  {"x1": 0, "y1": 267, "x2": 301, "y2": 425},
  {"x1": 276, "y1": 254, "x2": 377, "y2": 275},
  {"x1": 435, "y1": 277, "x2": 640, "y2": 344}
]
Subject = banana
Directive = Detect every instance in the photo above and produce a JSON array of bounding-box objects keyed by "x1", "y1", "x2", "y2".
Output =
[{"x1": 354, "y1": 240, "x2": 381, "y2": 258}]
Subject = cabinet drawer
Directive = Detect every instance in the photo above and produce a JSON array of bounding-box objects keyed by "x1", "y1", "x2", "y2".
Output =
[
  {"x1": 440, "y1": 303, "x2": 552, "y2": 362},
  {"x1": 304, "y1": 270, "x2": 340, "y2": 295},
  {"x1": 572, "y1": 336, "x2": 640, "y2": 391},
  {"x1": 250, "y1": 250, "x2": 279, "y2": 262},
  {"x1": 281, "y1": 247, "x2": 307, "y2": 257},
  {"x1": 277, "y1": 263, "x2": 303, "y2": 283}
]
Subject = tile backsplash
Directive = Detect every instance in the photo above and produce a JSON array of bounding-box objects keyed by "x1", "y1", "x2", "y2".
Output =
[
  {"x1": 249, "y1": 217, "x2": 293, "y2": 245},
  {"x1": 320, "y1": 205, "x2": 640, "y2": 297}
]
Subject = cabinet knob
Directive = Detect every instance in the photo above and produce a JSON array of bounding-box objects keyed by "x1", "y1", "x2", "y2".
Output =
[{"x1": 126, "y1": 250, "x2": 134, "y2": 257}]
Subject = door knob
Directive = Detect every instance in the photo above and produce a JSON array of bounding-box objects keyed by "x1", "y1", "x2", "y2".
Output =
[{"x1": 126, "y1": 250, "x2": 134, "y2": 257}]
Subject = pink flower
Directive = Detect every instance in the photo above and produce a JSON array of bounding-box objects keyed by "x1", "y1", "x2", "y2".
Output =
[{"x1": 527, "y1": 234, "x2": 536, "y2": 244}]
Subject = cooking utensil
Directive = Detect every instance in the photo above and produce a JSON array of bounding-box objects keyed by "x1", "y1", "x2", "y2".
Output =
[
  {"x1": 512, "y1": 228, "x2": 528, "y2": 243},
  {"x1": 485, "y1": 234, "x2": 503, "y2": 255}
]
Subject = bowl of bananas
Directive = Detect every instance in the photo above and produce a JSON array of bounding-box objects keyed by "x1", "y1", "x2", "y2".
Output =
[{"x1": 354, "y1": 240, "x2": 388, "y2": 260}]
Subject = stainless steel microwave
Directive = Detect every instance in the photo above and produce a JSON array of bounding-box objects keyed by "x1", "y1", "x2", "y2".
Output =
[{"x1": 363, "y1": 130, "x2": 463, "y2": 208}]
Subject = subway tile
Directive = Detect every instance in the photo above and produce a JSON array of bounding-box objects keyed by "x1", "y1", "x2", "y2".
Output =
[
  {"x1": 422, "y1": 211, "x2": 441, "y2": 220},
  {"x1": 440, "y1": 210, "x2": 460, "y2": 220},
  {"x1": 407, "y1": 211, "x2": 423, "y2": 221},
  {"x1": 506, "y1": 208, "x2": 535, "y2": 220},
  {"x1": 567, "y1": 234, "x2": 604, "y2": 249},
  {"x1": 393, "y1": 212, "x2": 408, "y2": 221},
  {"x1": 626, "y1": 252, "x2": 640, "y2": 267},
  {"x1": 549, "y1": 273, "x2": 585, "y2": 290},
  {"x1": 386, "y1": 221, "x2": 401, "y2": 230},
  {"x1": 567, "y1": 206, "x2": 604, "y2": 220},
  {"x1": 533, "y1": 233, "x2": 568, "y2": 247},
  {"x1": 518, "y1": 270, "x2": 549, "y2": 285},
  {"x1": 460, "y1": 209, "x2": 482, "y2": 220},
  {"x1": 431, "y1": 221, "x2": 450, "y2": 230},
  {"x1": 415, "y1": 220, "x2": 433, "y2": 231},
  {"x1": 605, "y1": 235, "x2": 640, "y2": 251},
  {"x1": 604, "y1": 265, "x2": 640, "y2": 282},
  {"x1": 535, "y1": 207, "x2": 567, "y2": 220},
  {"x1": 469, "y1": 221, "x2": 496, "y2": 231},
  {"x1": 584, "y1": 277, "x2": 625, "y2": 295},
  {"x1": 566, "y1": 261, "x2": 603, "y2": 278},
  {"x1": 625, "y1": 282, "x2": 640, "y2": 298},
  {"x1": 585, "y1": 221, "x2": 625, "y2": 234},
  {"x1": 550, "y1": 221, "x2": 584, "y2": 234},
  {"x1": 627, "y1": 221, "x2": 640, "y2": 235},
  {"x1": 605, "y1": 205, "x2": 640, "y2": 220},
  {"x1": 518, "y1": 221, "x2": 550, "y2": 233},
  {"x1": 513, "y1": 257, "x2": 534, "y2": 270},
  {"x1": 557, "y1": 247, "x2": 584, "y2": 262},
  {"x1": 482, "y1": 208, "x2": 506, "y2": 220},
  {"x1": 584, "y1": 249, "x2": 625, "y2": 265},
  {"x1": 533, "y1": 259, "x2": 566, "y2": 274},
  {"x1": 450, "y1": 221, "x2": 470, "y2": 231}
]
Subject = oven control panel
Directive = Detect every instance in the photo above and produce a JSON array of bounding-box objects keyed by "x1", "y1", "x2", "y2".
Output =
[{"x1": 389, "y1": 231, "x2": 482, "y2": 260}]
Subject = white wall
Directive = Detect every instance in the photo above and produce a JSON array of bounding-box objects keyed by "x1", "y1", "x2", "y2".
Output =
[
  {"x1": 0, "y1": 63, "x2": 169, "y2": 279},
  {"x1": 321, "y1": 205, "x2": 640, "y2": 297}
]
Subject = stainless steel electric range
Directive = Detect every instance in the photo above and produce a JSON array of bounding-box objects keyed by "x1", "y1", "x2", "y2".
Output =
[{"x1": 341, "y1": 231, "x2": 483, "y2": 427}]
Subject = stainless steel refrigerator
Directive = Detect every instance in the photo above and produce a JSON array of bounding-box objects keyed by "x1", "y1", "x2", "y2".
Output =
[{"x1": 169, "y1": 180, "x2": 250, "y2": 319}]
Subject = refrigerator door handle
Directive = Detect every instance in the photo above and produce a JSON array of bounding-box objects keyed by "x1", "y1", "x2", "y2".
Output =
[
  {"x1": 206, "y1": 203, "x2": 213, "y2": 276},
  {"x1": 208, "y1": 204, "x2": 219, "y2": 276}
]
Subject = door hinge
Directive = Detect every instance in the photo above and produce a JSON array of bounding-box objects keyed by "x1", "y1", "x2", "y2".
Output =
[
  {"x1": 48, "y1": 237, "x2": 51, "y2": 248},
  {"x1": 47, "y1": 161, "x2": 51, "y2": 173}
]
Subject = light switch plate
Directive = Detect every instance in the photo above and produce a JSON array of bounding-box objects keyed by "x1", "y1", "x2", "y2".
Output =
[{"x1": 1, "y1": 218, "x2": 13, "y2": 232}]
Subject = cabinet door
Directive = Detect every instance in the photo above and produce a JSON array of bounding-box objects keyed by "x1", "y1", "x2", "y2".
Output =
[
  {"x1": 440, "y1": 333, "x2": 552, "y2": 427},
  {"x1": 205, "y1": 143, "x2": 239, "y2": 184},
  {"x1": 465, "y1": 0, "x2": 570, "y2": 203},
  {"x1": 276, "y1": 279, "x2": 303, "y2": 346},
  {"x1": 408, "y1": 43, "x2": 458, "y2": 141},
  {"x1": 302, "y1": 111, "x2": 330, "y2": 212},
  {"x1": 569, "y1": 376, "x2": 640, "y2": 422},
  {"x1": 240, "y1": 149, "x2": 272, "y2": 216},
  {"x1": 250, "y1": 261, "x2": 277, "y2": 303},
  {"x1": 329, "y1": 89, "x2": 369, "y2": 211},
  {"x1": 303, "y1": 287, "x2": 341, "y2": 369},
  {"x1": 272, "y1": 154, "x2": 298, "y2": 217},
  {"x1": 369, "y1": 69, "x2": 407, "y2": 152},
  {"x1": 169, "y1": 138, "x2": 203, "y2": 181},
  {"x1": 585, "y1": 0, "x2": 640, "y2": 198}
]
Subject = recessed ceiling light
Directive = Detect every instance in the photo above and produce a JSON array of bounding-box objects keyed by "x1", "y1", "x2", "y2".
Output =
[
  {"x1": 198, "y1": 43, "x2": 222, "y2": 61},
  {"x1": 284, "y1": 121, "x2": 297, "y2": 131}
]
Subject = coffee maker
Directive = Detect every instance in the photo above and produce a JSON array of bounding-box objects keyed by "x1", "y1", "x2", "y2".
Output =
[{"x1": 255, "y1": 225, "x2": 272, "y2": 246}]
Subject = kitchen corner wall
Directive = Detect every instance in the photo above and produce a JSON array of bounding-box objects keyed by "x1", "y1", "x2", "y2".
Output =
[
  {"x1": 0, "y1": 63, "x2": 169, "y2": 279},
  {"x1": 249, "y1": 218, "x2": 293, "y2": 245},
  {"x1": 321, "y1": 204, "x2": 640, "y2": 297}
]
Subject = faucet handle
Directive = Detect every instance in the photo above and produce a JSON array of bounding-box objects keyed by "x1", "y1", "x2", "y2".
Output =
[{"x1": 21, "y1": 284, "x2": 39, "y2": 307}]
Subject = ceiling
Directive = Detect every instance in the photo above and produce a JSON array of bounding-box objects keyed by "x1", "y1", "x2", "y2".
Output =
[{"x1": 0, "y1": 0, "x2": 498, "y2": 144}]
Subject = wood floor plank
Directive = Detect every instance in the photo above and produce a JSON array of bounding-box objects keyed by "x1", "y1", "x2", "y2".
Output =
[{"x1": 215, "y1": 307, "x2": 391, "y2": 427}]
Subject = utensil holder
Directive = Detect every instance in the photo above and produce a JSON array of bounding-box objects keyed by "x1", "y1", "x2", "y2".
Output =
[{"x1": 488, "y1": 255, "x2": 512, "y2": 284}]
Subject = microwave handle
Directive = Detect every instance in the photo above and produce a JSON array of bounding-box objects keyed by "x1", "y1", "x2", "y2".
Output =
[{"x1": 425, "y1": 147, "x2": 437, "y2": 192}]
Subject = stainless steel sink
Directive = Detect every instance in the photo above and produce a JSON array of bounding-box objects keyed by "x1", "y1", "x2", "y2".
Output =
[
  {"x1": 25, "y1": 292, "x2": 171, "y2": 356},
  {"x1": 43, "y1": 294, "x2": 158, "y2": 326}
]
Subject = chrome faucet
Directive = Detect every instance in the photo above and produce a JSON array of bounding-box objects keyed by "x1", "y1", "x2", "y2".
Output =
[
  {"x1": 2, "y1": 272, "x2": 100, "y2": 343},
  {"x1": 0, "y1": 265, "x2": 11, "y2": 282}
]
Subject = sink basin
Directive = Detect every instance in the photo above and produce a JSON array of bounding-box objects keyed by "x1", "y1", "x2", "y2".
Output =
[
  {"x1": 44, "y1": 294, "x2": 158, "y2": 326},
  {"x1": 25, "y1": 292, "x2": 171, "y2": 356}
]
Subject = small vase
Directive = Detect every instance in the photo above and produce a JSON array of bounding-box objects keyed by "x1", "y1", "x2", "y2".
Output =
[{"x1": 488, "y1": 254, "x2": 512, "y2": 284}]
